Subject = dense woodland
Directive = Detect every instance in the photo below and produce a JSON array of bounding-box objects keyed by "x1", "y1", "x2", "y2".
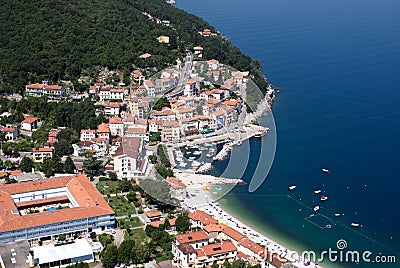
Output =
[{"x1": 0, "y1": 0, "x2": 267, "y2": 94}]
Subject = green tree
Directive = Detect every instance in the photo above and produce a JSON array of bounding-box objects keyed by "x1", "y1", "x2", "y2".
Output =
[
  {"x1": 4, "y1": 160, "x2": 14, "y2": 170},
  {"x1": 148, "y1": 154, "x2": 157, "y2": 164},
  {"x1": 108, "y1": 171, "x2": 117, "y2": 181},
  {"x1": 175, "y1": 213, "x2": 190, "y2": 233},
  {"x1": 40, "y1": 156, "x2": 62, "y2": 177},
  {"x1": 102, "y1": 244, "x2": 118, "y2": 268},
  {"x1": 126, "y1": 192, "x2": 138, "y2": 203},
  {"x1": 54, "y1": 139, "x2": 73, "y2": 156},
  {"x1": 83, "y1": 156, "x2": 104, "y2": 178},
  {"x1": 32, "y1": 128, "x2": 48, "y2": 145},
  {"x1": 119, "y1": 178, "x2": 132, "y2": 192},
  {"x1": 19, "y1": 157, "x2": 34, "y2": 173},
  {"x1": 132, "y1": 243, "x2": 151, "y2": 264},
  {"x1": 118, "y1": 239, "x2": 135, "y2": 265},
  {"x1": 64, "y1": 156, "x2": 76, "y2": 173}
]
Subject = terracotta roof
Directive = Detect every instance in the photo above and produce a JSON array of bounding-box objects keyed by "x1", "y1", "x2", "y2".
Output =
[
  {"x1": 48, "y1": 129, "x2": 61, "y2": 137},
  {"x1": 178, "y1": 243, "x2": 196, "y2": 254},
  {"x1": 222, "y1": 226, "x2": 246, "y2": 241},
  {"x1": 175, "y1": 230, "x2": 209, "y2": 244},
  {"x1": 22, "y1": 115, "x2": 39, "y2": 124},
  {"x1": 97, "y1": 123, "x2": 110, "y2": 133},
  {"x1": 188, "y1": 210, "x2": 218, "y2": 226},
  {"x1": 162, "y1": 120, "x2": 180, "y2": 127},
  {"x1": 152, "y1": 108, "x2": 175, "y2": 116},
  {"x1": 213, "y1": 110, "x2": 226, "y2": 117},
  {"x1": 198, "y1": 241, "x2": 237, "y2": 256},
  {"x1": 144, "y1": 80, "x2": 155, "y2": 87},
  {"x1": 8, "y1": 170, "x2": 22, "y2": 175},
  {"x1": 109, "y1": 117, "x2": 123, "y2": 124},
  {"x1": 146, "y1": 211, "x2": 162, "y2": 218},
  {"x1": 203, "y1": 223, "x2": 224, "y2": 233},
  {"x1": 104, "y1": 102, "x2": 120, "y2": 108},
  {"x1": 0, "y1": 174, "x2": 114, "y2": 232},
  {"x1": 165, "y1": 177, "x2": 186, "y2": 189},
  {"x1": 126, "y1": 128, "x2": 146, "y2": 135},
  {"x1": 177, "y1": 108, "x2": 193, "y2": 114},
  {"x1": 139, "y1": 53, "x2": 152, "y2": 59},
  {"x1": 32, "y1": 148, "x2": 53, "y2": 152},
  {"x1": 45, "y1": 85, "x2": 62, "y2": 90},
  {"x1": 26, "y1": 83, "x2": 44, "y2": 89},
  {"x1": 148, "y1": 119, "x2": 163, "y2": 126},
  {"x1": 2, "y1": 127, "x2": 16, "y2": 133},
  {"x1": 150, "y1": 218, "x2": 176, "y2": 227},
  {"x1": 238, "y1": 238, "x2": 265, "y2": 257}
]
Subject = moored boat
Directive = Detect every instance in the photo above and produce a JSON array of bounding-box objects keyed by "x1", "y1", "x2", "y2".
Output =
[
  {"x1": 351, "y1": 222, "x2": 360, "y2": 227},
  {"x1": 313, "y1": 206, "x2": 320, "y2": 212},
  {"x1": 321, "y1": 195, "x2": 328, "y2": 201},
  {"x1": 314, "y1": 189, "x2": 322, "y2": 194},
  {"x1": 289, "y1": 185, "x2": 297, "y2": 190}
]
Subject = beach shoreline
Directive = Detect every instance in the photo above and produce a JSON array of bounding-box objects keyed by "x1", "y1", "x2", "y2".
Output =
[{"x1": 177, "y1": 169, "x2": 320, "y2": 267}]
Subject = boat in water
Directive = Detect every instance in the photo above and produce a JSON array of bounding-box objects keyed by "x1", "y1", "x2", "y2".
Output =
[
  {"x1": 351, "y1": 222, "x2": 360, "y2": 227},
  {"x1": 322, "y1": 168, "x2": 330, "y2": 173},
  {"x1": 289, "y1": 185, "x2": 297, "y2": 190},
  {"x1": 321, "y1": 195, "x2": 328, "y2": 201},
  {"x1": 313, "y1": 206, "x2": 320, "y2": 212},
  {"x1": 314, "y1": 189, "x2": 322, "y2": 194},
  {"x1": 335, "y1": 213, "x2": 341, "y2": 217},
  {"x1": 254, "y1": 128, "x2": 269, "y2": 138}
]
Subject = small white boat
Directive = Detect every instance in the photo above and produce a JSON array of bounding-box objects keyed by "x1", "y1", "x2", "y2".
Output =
[
  {"x1": 335, "y1": 213, "x2": 341, "y2": 217},
  {"x1": 351, "y1": 222, "x2": 360, "y2": 227},
  {"x1": 314, "y1": 189, "x2": 322, "y2": 194},
  {"x1": 313, "y1": 206, "x2": 320, "y2": 212},
  {"x1": 289, "y1": 185, "x2": 297, "y2": 190},
  {"x1": 254, "y1": 128, "x2": 268, "y2": 138},
  {"x1": 179, "y1": 162, "x2": 187, "y2": 168},
  {"x1": 321, "y1": 195, "x2": 328, "y2": 201},
  {"x1": 193, "y1": 151, "x2": 202, "y2": 155},
  {"x1": 322, "y1": 168, "x2": 330, "y2": 173},
  {"x1": 189, "y1": 156, "x2": 196, "y2": 160}
]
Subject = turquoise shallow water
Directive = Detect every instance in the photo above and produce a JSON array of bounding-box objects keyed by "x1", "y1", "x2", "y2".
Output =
[{"x1": 176, "y1": 0, "x2": 400, "y2": 266}]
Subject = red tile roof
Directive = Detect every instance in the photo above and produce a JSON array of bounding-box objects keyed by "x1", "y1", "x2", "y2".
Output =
[
  {"x1": 197, "y1": 241, "x2": 237, "y2": 256},
  {"x1": 175, "y1": 230, "x2": 209, "y2": 244},
  {"x1": 188, "y1": 210, "x2": 218, "y2": 226},
  {"x1": 109, "y1": 117, "x2": 123, "y2": 124},
  {"x1": 22, "y1": 115, "x2": 39, "y2": 124},
  {"x1": 97, "y1": 123, "x2": 110, "y2": 133},
  {"x1": 32, "y1": 148, "x2": 53, "y2": 152},
  {"x1": 222, "y1": 226, "x2": 246, "y2": 242},
  {"x1": 146, "y1": 211, "x2": 162, "y2": 218},
  {"x1": 0, "y1": 174, "x2": 114, "y2": 232}
]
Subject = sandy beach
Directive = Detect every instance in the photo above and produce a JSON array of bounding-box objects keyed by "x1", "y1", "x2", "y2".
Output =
[{"x1": 177, "y1": 170, "x2": 320, "y2": 268}]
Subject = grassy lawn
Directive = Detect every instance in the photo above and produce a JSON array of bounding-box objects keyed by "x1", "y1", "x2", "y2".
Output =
[
  {"x1": 119, "y1": 216, "x2": 143, "y2": 229},
  {"x1": 125, "y1": 228, "x2": 147, "y2": 243},
  {"x1": 107, "y1": 196, "x2": 136, "y2": 217},
  {"x1": 96, "y1": 179, "x2": 119, "y2": 195}
]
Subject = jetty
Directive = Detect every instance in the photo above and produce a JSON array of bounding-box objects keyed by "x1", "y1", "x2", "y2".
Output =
[{"x1": 213, "y1": 142, "x2": 232, "y2": 161}]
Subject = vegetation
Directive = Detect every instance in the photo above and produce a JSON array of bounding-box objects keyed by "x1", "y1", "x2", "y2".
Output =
[
  {"x1": 0, "y1": 0, "x2": 267, "y2": 94},
  {"x1": 19, "y1": 157, "x2": 34, "y2": 173},
  {"x1": 157, "y1": 144, "x2": 171, "y2": 167},
  {"x1": 83, "y1": 156, "x2": 104, "y2": 178},
  {"x1": 107, "y1": 196, "x2": 137, "y2": 217},
  {"x1": 140, "y1": 179, "x2": 179, "y2": 210},
  {"x1": 175, "y1": 212, "x2": 190, "y2": 233}
]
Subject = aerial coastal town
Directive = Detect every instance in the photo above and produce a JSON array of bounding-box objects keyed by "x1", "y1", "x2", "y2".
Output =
[{"x1": 0, "y1": 7, "x2": 311, "y2": 268}]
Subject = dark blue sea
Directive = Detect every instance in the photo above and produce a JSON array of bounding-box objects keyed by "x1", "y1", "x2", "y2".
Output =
[{"x1": 176, "y1": 0, "x2": 400, "y2": 267}]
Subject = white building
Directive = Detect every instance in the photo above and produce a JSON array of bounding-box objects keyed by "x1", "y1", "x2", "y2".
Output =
[
  {"x1": 80, "y1": 129, "x2": 96, "y2": 141},
  {"x1": 109, "y1": 117, "x2": 124, "y2": 136},
  {"x1": 113, "y1": 137, "x2": 147, "y2": 178}
]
